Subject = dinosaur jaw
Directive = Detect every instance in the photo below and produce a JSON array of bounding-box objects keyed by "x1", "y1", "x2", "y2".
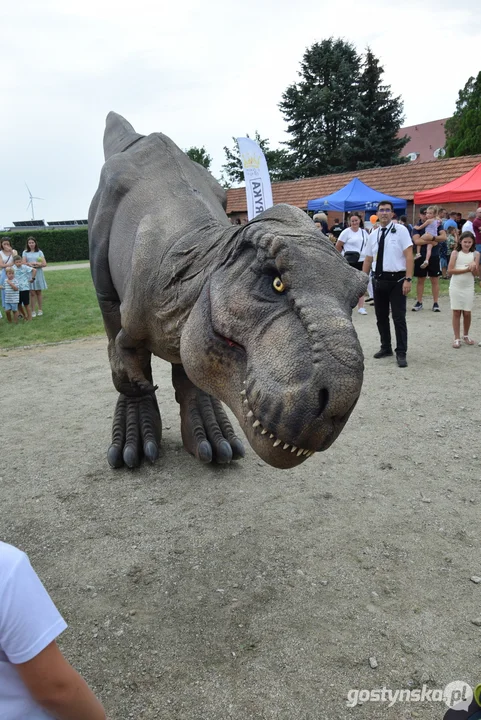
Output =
[
  {"x1": 203, "y1": 332, "x2": 314, "y2": 468},
  {"x1": 238, "y1": 381, "x2": 314, "y2": 469}
]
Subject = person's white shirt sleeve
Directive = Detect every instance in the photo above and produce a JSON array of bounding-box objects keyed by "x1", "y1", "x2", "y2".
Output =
[
  {"x1": 365, "y1": 233, "x2": 376, "y2": 259},
  {"x1": 397, "y1": 224, "x2": 414, "y2": 251},
  {"x1": 0, "y1": 544, "x2": 67, "y2": 664},
  {"x1": 337, "y1": 228, "x2": 351, "y2": 244}
]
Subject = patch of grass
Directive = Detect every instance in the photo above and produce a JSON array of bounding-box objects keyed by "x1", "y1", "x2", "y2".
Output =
[
  {"x1": 1, "y1": 269, "x2": 103, "y2": 349},
  {"x1": 407, "y1": 278, "x2": 481, "y2": 298}
]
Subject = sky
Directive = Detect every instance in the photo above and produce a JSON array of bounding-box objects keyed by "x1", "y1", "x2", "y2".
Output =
[{"x1": 1, "y1": 0, "x2": 479, "y2": 229}]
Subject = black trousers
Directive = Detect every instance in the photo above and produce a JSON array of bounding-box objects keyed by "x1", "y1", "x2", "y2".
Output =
[{"x1": 373, "y1": 277, "x2": 407, "y2": 354}]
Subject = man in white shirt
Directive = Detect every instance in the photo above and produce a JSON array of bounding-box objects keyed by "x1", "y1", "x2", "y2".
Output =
[
  {"x1": 362, "y1": 201, "x2": 414, "y2": 368},
  {"x1": 0, "y1": 541, "x2": 106, "y2": 720},
  {"x1": 462, "y1": 212, "x2": 476, "y2": 235}
]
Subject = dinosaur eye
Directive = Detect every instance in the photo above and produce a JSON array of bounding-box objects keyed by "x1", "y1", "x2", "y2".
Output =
[{"x1": 272, "y1": 277, "x2": 285, "y2": 293}]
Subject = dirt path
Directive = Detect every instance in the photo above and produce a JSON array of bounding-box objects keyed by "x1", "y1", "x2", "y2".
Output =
[
  {"x1": 44, "y1": 262, "x2": 90, "y2": 271},
  {"x1": 2, "y1": 296, "x2": 481, "y2": 720}
]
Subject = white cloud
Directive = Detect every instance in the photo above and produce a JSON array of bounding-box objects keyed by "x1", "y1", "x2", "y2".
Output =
[{"x1": 0, "y1": 0, "x2": 479, "y2": 228}]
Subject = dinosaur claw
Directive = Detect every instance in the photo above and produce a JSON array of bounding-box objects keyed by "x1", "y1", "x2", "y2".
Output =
[
  {"x1": 230, "y1": 437, "x2": 245, "y2": 460},
  {"x1": 107, "y1": 444, "x2": 124, "y2": 469},
  {"x1": 216, "y1": 440, "x2": 233, "y2": 464},
  {"x1": 143, "y1": 440, "x2": 158, "y2": 464},
  {"x1": 123, "y1": 444, "x2": 140, "y2": 468},
  {"x1": 197, "y1": 440, "x2": 213, "y2": 464}
]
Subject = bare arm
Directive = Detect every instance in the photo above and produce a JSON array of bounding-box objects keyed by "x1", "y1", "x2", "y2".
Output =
[
  {"x1": 473, "y1": 251, "x2": 480, "y2": 277},
  {"x1": 447, "y1": 250, "x2": 472, "y2": 275},
  {"x1": 416, "y1": 229, "x2": 444, "y2": 247},
  {"x1": 402, "y1": 246, "x2": 414, "y2": 295},
  {"x1": 447, "y1": 251, "x2": 458, "y2": 274},
  {"x1": 362, "y1": 256, "x2": 373, "y2": 275},
  {"x1": 335, "y1": 240, "x2": 344, "y2": 253},
  {"x1": 14, "y1": 640, "x2": 106, "y2": 720},
  {"x1": 413, "y1": 219, "x2": 430, "y2": 231}
]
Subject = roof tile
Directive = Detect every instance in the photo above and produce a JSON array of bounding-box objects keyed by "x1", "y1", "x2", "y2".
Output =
[{"x1": 226, "y1": 155, "x2": 481, "y2": 214}]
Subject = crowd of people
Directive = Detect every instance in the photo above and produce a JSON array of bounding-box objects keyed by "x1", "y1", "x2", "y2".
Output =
[
  {"x1": 0, "y1": 236, "x2": 48, "y2": 323},
  {"x1": 313, "y1": 203, "x2": 481, "y2": 364}
]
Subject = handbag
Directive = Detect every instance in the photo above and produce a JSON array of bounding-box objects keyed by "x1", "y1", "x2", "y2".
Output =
[
  {"x1": 344, "y1": 230, "x2": 367, "y2": 265},
  {"x1": 344, "y1": 251, "x2": 360, "y2": 265}
]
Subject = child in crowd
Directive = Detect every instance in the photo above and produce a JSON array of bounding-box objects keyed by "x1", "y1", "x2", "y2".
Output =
[
  {"x1": 446, "y1": 226, "x2": 457, "y2": 270},
  {"x1": 13, "y1": 255, "x2": 36, "y2": 321},
  {"x1": 412, "y1": 205, "x2": 440, "y2": 269},
  {"x1": 448, "y1": 231, "x2": 479, "y2": 348},
  {"x1": 3, "y1": 267, "x2": 20, "y2": 323}
]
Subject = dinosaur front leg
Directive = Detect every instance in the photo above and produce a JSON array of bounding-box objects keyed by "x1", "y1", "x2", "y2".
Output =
[
  {"x1": 107, "y1": 331, "x2": 162, "y2": 469},
  {"x1": 172, "y1": 364, "x2": 244, "y2": 464},
  {"x1": 108, "y1": 393, "x2": 162, "y2": 468}
]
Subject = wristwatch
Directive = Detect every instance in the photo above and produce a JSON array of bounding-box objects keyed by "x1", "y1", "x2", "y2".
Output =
[{"x1": 405, "y1": 277, "x2": 412, "y2": 282}]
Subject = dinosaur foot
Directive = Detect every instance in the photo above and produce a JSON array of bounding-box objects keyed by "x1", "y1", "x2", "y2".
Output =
[
  {"x1": 179, "y1": 389, "x2": 245, "y2": 464},
  {"x1": 107, "y1": 394, "x2": 162, "y2": 469}
]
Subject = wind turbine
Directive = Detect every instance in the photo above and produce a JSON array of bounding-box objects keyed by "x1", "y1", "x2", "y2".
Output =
[{"x1": 25, "y1": 183, "x2": 44, "y2": 220}]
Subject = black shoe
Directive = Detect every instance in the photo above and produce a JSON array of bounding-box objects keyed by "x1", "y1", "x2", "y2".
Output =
[
  {"x1": 412, "y1": 301, "x2": 423, "y2": 312},
  {"x1": 396, "y1": 353, "x2": 408, "y2": 368},
  {"x1": 432, "y1": 302, "x2": 441, "y2": 312},
  {"x1": 373, "y1": 348, "x2": 393, "y2": 359}
]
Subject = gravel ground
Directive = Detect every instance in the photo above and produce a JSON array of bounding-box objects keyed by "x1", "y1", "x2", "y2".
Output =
[{"x1": 1, "y1": 294, "x2": 481, "y2": 720}]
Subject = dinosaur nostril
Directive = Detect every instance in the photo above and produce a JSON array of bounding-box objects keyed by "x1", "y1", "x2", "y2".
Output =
[{"x1": 318, "y1": 387, "x2": 329, "y2": 417}]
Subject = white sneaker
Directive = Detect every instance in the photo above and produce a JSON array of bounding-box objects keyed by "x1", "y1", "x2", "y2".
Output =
[
  {"x1": 31, "y1": 311, "x2": 37, "y2": 317},
  {"x1": 37, "y1": 310, "x2": 43, "y2": 316},
  {"x1": 358, "y1": 308, "x2": 368, "y2": 315}
]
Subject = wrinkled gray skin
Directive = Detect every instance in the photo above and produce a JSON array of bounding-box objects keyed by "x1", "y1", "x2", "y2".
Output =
[{"x1": 89, "y1": 112, "x2": 367, "y2": 470}]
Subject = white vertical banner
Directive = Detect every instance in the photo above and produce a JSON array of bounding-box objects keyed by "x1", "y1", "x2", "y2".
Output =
[{"x1": 236, "y1": 137, "x2": 273, "y2": 220}]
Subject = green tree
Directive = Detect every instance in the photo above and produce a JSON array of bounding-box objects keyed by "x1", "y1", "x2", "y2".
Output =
[
  {"x1": 279, "y1": 38, "x2": 361, "y2": 177},
  {"x1": 346, "y1": 48, "x2": 408, "y2": 170},
  {"x1": 221, "y1": 132, "x2": 295, "y2": 185},
  {"x1": 445, "y1": 72, "x2": 481, "y2": 157},
  {"x1": 185, "y1": 146, "x2": 212, "y2": 169}
]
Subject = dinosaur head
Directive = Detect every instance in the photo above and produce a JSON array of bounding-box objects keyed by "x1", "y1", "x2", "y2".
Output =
[{"x1": 180, "y1": 204, "x2": 367, "y2": 469}]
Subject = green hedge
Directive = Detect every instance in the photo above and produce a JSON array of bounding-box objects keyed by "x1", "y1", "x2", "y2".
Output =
[{"x1": 2, "y1": 229, "x2": 89, "y2": 263}]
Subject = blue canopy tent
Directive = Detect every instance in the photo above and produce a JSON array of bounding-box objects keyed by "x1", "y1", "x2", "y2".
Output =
[{"x1": 307, "y1": 177, "x2": 407, "y2": 213}]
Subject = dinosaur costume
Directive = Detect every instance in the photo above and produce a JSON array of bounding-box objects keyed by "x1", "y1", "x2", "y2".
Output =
[{"x1": 89, "y1": 113, "x2": 367, "y2": 470}]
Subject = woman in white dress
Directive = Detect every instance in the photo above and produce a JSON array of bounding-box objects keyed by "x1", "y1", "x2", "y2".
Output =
[
  {"x1": 336, "y1": 213, "x2": 369, "y2": 314},
  {"x1": 448, "y1": 231, "x2": 479, "y2": 348}
]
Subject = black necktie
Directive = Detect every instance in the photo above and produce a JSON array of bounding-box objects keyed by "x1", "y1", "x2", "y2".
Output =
[{"x1": 375, "y1": 227, "x2": 387, "y2": 278}]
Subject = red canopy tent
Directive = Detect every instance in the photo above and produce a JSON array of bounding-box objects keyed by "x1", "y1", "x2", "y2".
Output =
[{"x1": 413, "y1": 162, "x2": 481, "y2": 205}]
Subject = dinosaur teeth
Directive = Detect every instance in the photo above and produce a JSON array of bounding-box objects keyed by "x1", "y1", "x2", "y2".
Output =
[
  {"x1": 243, "y1": 405, "x2": 307, "y2": 458},
  {"x1": 240, "y1": 389, "x2": 246, "y2": 396}
]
